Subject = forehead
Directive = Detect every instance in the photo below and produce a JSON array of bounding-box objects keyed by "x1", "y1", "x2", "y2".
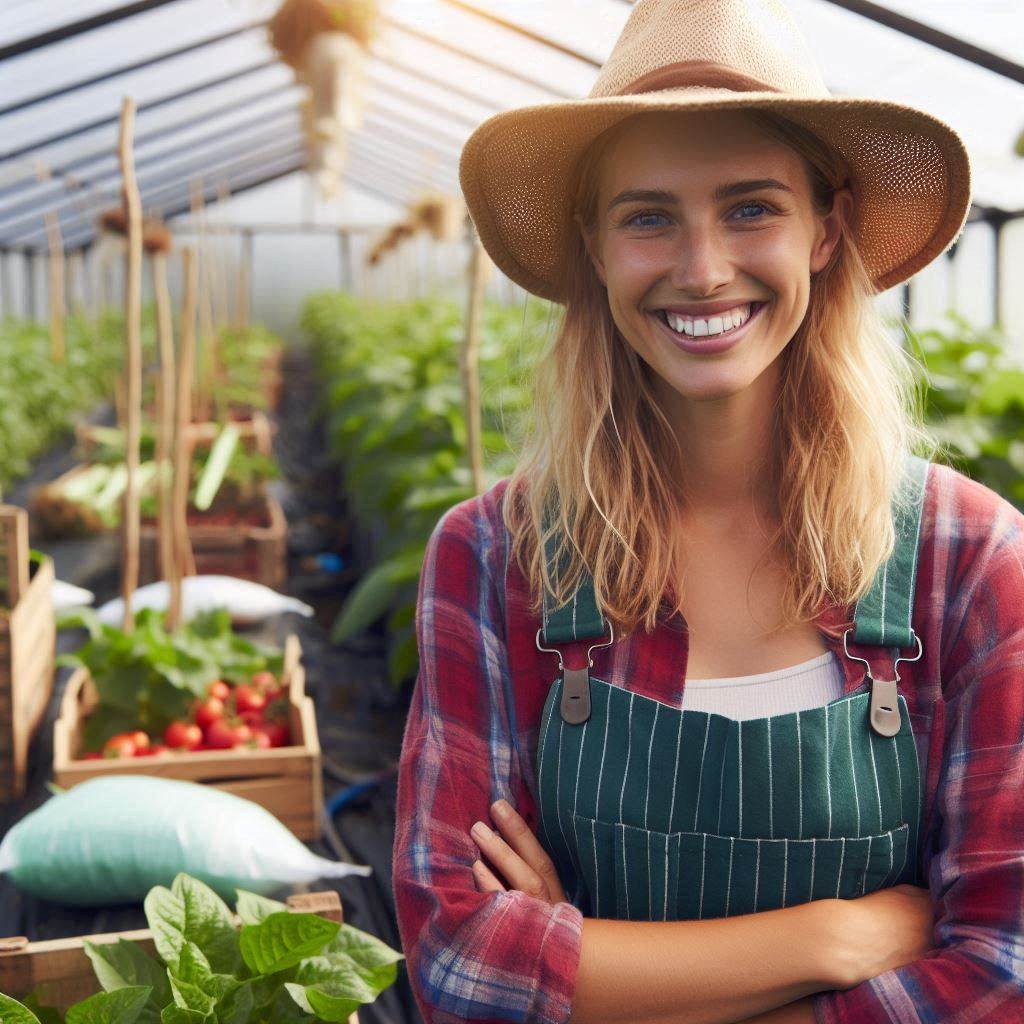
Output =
[{"x1": 597, "y1": 110, "x2": 807, "y2": 200}]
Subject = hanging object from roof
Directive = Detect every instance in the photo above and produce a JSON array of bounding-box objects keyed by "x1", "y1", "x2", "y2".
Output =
[
  {"x1": 268, "y1": 0, "x2": 378, "y2": 200},
  {"x1": 366, "y1": 190, "x2": 466, "y2": 266}
]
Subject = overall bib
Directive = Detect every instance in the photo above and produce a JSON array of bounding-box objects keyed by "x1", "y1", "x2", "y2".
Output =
[{"x1": 535, "y1": 454, "x2": 929, "y2": 922}]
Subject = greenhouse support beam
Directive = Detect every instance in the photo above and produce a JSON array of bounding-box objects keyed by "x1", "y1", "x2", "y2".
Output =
[
  {"x1": 0, "y1": 20, "x2": 269, "y2": 120},
  {"x1": 0, "y1": 109, "x2": 306, "y2": 241},
  {"x1": 1, "y1": 60, "x2": 278, "y2": 163},
  {"x1": 382, "y1": 17, "x2": 576, "y2": 99},
  {"x1": 22, "y1": 249, "x2": 34, "y2": 320},
  {"x1": 368, "y1": 55, "x2": 504, "y2": 124},
  {"x1": 0, "y1": 83, "x2": 304, "y2": 204},
  {"x1": 818, "y1": 0, "x2": 1024, "y2": 85},
  {"x1": 439, "y1": 0, "x2": 602, "y2": 68},
  {"x1": 0, "y1": 0, "x2": 189, "y2": 63}
]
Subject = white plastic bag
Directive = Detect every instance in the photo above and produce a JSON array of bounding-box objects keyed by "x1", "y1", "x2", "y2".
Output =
[
  {"x1": 52, "y1": 579, "x2": 96, "y2": 612},
  {"x1": 0, "y1": 776, "x2": 371, "y2": 906},
  {"x1": 96, "y1": 575, "x2": 314, "y2": 627}
]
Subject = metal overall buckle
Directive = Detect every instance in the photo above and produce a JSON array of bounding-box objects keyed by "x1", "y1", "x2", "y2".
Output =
[
  {"x1": 536, "y1": 623, "x2": 615, "y2": 725},
  {"x1": 842, "y1": 628, "x2": 923, "y2": 738}
]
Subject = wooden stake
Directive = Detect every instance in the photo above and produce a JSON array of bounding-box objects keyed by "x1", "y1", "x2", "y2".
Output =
[
  {"x1": 172, "y1": 246, "x2": 199, "y2": 620},
  {"x1": 152, "y1": 251, "x2": 177, "y2": 627},
  {"x1": 45, "y1": 213, "x2": 65, "y2": 362},
  {"x1": 118, "y1": 97, "x2": 144, "y2": 633},
  {"x1": 0, "y1": 506, "x2": 29, "y2": 609},
  {"x1": 462, "y1": 234, "x2": 489, "y2": 495}
]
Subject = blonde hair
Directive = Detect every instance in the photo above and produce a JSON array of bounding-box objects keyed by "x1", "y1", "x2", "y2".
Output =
[{"x1": 502, "y1": 109, "x2": 939, "y2": 640}]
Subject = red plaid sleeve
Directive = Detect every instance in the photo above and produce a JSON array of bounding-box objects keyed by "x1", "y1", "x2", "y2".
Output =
[
  {"x1": 814, "y1": 469, "x2": 1024, "y2": 1022},
  {"x1": 392, "y1": 490, "x2": 585, "y2": 1024}
]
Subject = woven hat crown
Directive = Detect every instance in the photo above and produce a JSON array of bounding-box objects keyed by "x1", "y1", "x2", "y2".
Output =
[{"x1": 592, "y1": 0, "x2": 830, "y2": 99}]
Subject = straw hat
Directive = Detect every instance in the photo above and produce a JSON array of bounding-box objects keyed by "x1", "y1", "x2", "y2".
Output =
[{"x1": 458, "y1": 0, "x2": 972, "y2": 304}]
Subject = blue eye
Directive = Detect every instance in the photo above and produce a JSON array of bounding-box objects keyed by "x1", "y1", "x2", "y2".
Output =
[
  {"x1": 626, "y1": 211, "x2": 669, "y2": 228},
  {"x1": 733, "y1": 201, "x2": 771, "y2": 220}
]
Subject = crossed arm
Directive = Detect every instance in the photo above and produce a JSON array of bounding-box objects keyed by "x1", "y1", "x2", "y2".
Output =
[{"x1": 470, "y1": 799, "x2": 831, "y2": 1024}]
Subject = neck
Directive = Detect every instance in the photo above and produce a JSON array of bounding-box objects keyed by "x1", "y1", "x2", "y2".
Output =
[{"x1": 655, "y1": 361, "x2": 781, "y2": 523}]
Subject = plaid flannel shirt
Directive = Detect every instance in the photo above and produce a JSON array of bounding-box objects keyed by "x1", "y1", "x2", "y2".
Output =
[{"x1": 392, "y1": 461, "x2": 1024, "y2": 1023}]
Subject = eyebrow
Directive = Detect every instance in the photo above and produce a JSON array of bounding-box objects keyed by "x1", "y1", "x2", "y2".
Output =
[{"x1": 607, "y1": 178, "x2": 795, "y2": 212}]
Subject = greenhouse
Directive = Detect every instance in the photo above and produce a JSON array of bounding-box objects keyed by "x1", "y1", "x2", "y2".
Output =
[{"x1": 0, "y1": 1, "x2": 1022, "y2": 1023}]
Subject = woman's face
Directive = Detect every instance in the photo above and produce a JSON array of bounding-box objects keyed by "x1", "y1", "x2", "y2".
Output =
[{"x1": 580, "y1": 110, "x2": 849, "y2": 407}]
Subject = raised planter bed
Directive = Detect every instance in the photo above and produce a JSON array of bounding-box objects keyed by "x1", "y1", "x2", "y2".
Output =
[
  {"x1": 53, "y1": 635, "x2": 322, "y2": 841},
  {"x1": 0, "y1": 891, "x2": 357, "y2": 1023},
  {"x1": 137, "y1": 487, "x2": 288, "y2": 589},
  {"x1": 0, "y1": 505, "x2": 56, "y2": 802}
]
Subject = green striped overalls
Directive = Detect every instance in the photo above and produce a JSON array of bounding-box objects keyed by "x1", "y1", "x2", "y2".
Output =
[{"x1": 535, "y1": 454, "x2": 929, "y2": 921}]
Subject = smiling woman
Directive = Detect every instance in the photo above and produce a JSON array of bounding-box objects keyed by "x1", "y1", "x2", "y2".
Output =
[{"x1": 392, "y1": 2, "x2": 1024, "y2": 1024}]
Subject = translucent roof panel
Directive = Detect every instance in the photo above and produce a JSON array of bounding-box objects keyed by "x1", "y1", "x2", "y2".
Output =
[{"x1": 0, "y1": 0, "x2": 1020, "y2": 254}]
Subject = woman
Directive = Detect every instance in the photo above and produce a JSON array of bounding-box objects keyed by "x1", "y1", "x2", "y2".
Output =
[{"x1": 393, "y1": 1, "x2": 1023, "y2": 1022}]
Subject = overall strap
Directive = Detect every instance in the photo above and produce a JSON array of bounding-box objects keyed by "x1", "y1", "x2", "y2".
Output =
[
  {"x1": 850, "y1": 452, "x2": 930, "y2": 650},
  {"x1": 540, "y1": 452, "x2": 931, "y2": 651}
]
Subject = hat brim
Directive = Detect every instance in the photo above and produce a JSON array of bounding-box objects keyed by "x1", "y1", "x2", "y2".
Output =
[{"x1": 458, "y1": 88, "x2": 972, "y2": 303}]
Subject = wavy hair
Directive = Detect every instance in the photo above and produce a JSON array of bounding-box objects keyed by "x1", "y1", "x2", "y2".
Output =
[{"x1": 502, "y1": 109, "x2": 938, "y2": 641}]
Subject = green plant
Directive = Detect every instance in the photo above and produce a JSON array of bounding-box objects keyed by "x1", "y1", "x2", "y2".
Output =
[
  {"x1": 0, "y1": 872, "x2": 403, "y2": 1023},
  {"x1": 303, "y1": 289, "x2": 554, "y2": 686},
  {"x1": 56, "y1": 607, "x2": 284, "y2": 752},
  {"x1": 899, "y1": 310, "x2": 1024, "y2": 509}
]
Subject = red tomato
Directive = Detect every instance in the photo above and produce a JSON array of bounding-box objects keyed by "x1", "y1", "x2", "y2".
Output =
[
  {"x1": 258, "y1": 721, "x2": 291, "y2": 748},
  {"x1": 247, "y1": 731, "x2": 273, "y2": 750},
  {"x1": 194, "y1": 696, "x2": 224, "y2": 731},
  {"x1": 205, "y1": 720, "x2": 253, "y2": 749},
  {"x1": 264, "y1": 687, "x2": 285, "y2": 704},
  {"x1": 103, "y1": 734, "x2": 137, "y2": 758},
  {"x1": 82, "y1": 751, "x2": 103, "y2": 760},
  {"x1": 250, "y1": 670, "x2": 278, "y2": 692},
  {"x1": 164, "y1": 721, "x2": 203, "y2": 751},
  {"x1": 234, "y1": 686, "x2": 266, "y2": 714},
  {"x1": 240, "y1": 708, "x2": 265, "y2": 728},
  {"x1": 208, "y1": 680, "x2": 230, "y2": 701},
  {"x1": 129, "y1": 731, "x2": 150, "y2": 750}
]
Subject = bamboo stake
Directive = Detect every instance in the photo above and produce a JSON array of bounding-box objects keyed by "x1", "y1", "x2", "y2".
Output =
[
  {"x1": 172, "y1": 246, "x2": 200, "y2": 623},
  {"x1": 118, "y1": 97, "x2": 144, "y2": 633},
  {"x1": 235, "y1": 256, "x2": 250, "y2": 329},
  {"x1": 45, "y1": 213, "x2": 65, "y2": 362},
  {"x1": 152, "y1": 250, "x2": 177, "y2": 626},
  {"x1": 461, "y1": 234, "x2": 489, "y2": 496},
  {"x1": 215, "y1": 180, "x2": 232, "y2": 330}
]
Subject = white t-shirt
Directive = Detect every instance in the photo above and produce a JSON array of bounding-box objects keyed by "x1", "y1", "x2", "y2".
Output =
[{"x1": 679, "y1": 650, "x2": 845, "y2": 720}]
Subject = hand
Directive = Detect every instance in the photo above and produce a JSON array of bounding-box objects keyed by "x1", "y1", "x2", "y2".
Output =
[
  {"x1": 833, "y1": 883, "x2": 937, "y2": 989},
  {"x1": 469, "y1": 799, "x2": 568, "y2": 906}
]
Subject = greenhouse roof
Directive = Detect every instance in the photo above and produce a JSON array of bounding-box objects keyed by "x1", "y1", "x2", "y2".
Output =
[{"x1": 0, "y1": 0, "x2": 1020, "y2": 252}]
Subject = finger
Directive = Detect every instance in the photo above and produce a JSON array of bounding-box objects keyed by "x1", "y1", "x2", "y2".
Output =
[
  {"x1": 470, "y1": 819, "x2": 547, "y2": 900},
  {"x1": 490, "y1": 800, "x2": 566, "y2": 902},
  {"x1": 472, "y1": 858, "x2": 506, "y2": 893}
]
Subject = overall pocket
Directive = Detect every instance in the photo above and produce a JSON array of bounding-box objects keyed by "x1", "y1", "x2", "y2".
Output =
[{"x1": 573, "y1": 812, "x2": 910, "y2": 921}]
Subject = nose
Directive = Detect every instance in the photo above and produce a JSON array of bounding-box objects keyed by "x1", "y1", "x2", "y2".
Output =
[{"x1": 667, "y1": 222, "x2": 734, "y2": 296}]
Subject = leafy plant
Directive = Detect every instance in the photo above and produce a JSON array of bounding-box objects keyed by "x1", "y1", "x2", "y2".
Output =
[
  {"x1": 303, "y1": 289, "x2": 554, "y2": 686},
  {"x1": 899, "y1": 310, "x2": 1024, "y2": 509},
  {"x1": 56, "y1": 607, "x2": 284, "y2": 752},
  {"x1": 1, "y1": 872, "x2": 403, "y2": 1024}
]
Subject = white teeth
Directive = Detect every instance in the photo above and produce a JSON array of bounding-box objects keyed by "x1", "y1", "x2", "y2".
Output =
[{"x1": 663, "y1": 303, "x2": 753, "y2": 338}]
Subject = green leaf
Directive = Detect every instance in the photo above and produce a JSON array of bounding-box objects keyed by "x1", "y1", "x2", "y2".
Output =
[
  {"x1": 234, "y1": 889, "x2": 288, "y2": 925},
  {"x1": 159, "y1": 1007, "x2": 208, "y2": 1024},
  {"x1": 284, "y1": 956, "x2": 377, "y2": 1021},
  {"x1": 66, "y1": 986, "x2": 153, "y2": 1024},
  {"x1": 322, "y1": 922, "x2": 406, "y2": 989},
  {"x1": 171, "y1": 875, "x2": 241, "y2": 976},
  {"x1": 0, "y1": 994, "x2": 43, "y2": 1024},
  {"x1": 330, "y1": 546, "x2": 425, "y2": 642},
  {"x1": 193, "y1": 424, "x2": 240, "y2": 511},
  {"x1": 239, "y1": 912, "x2": 339, "y2": 976},
  {"x1": 20, "y1": 993, "x2": 64, "y2": 1024},
  {"x1": 83, "y1": 939, "x2": 171, "y2": 1024}
]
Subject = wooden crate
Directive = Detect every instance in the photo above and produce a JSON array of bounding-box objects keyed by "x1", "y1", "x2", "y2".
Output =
[
  {"x1": 53, "y1": 635, "x2": 322, "y2": 841},
  {"x1": 74, "y1": 410, "x2": 276, "y2": 459},
  {"x1": 0, "y1": 891, "x2": 359, "y2": 1023},
  {"x1": 0, "y1": 505, "x2": 56, "y2": 802},
  {"x1": 138, "y1": 487, "x2": 288, "y2": 589}
]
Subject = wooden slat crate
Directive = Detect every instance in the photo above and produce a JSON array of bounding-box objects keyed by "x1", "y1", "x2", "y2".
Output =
[
  {"x1": 0, "y1": 891, "x2": 359, "y2": 1023},
  {"x1": 0, "y1": 505, "x2": 56, "y2": 802},
  {"x1": 138, "y1": 488, "x2": 288, "y2": 589},
  {"x1": 53, "y1": 635, "x2": 322, "y2": 841},
  {"x1": 74, "y1": 410, "x2": 277, "y2": 459}
]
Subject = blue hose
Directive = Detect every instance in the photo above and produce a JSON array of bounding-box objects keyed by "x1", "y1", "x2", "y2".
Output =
[{"x1": 325, "y1": 774, "x2": 386, "y2": 817}]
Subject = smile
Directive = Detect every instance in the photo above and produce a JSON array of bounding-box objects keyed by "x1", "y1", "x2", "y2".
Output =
[{"x1": 650, "y1": 301, "x2": 768, "y2": 356}]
